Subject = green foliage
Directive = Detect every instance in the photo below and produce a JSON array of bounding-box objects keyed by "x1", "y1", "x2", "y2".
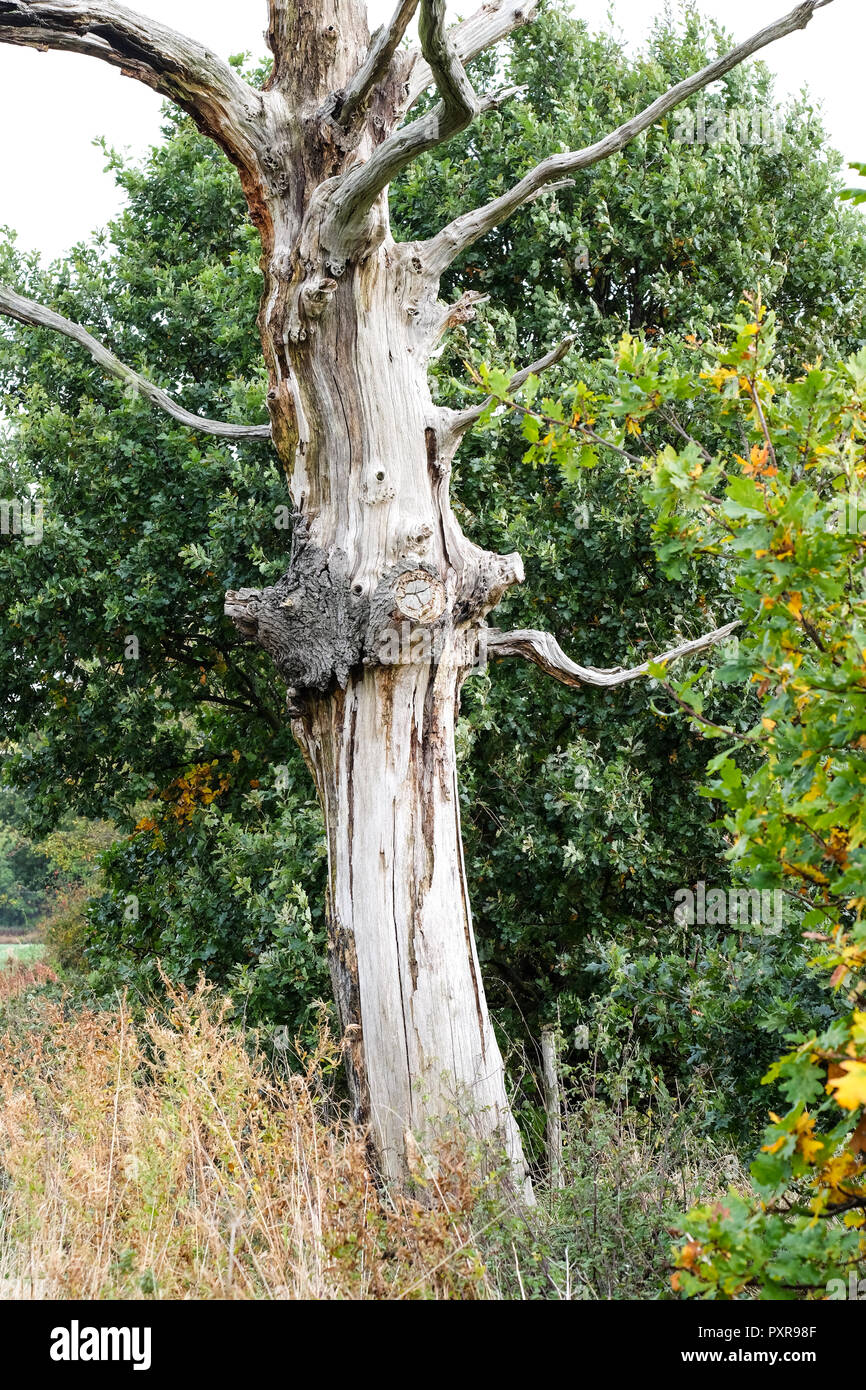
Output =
[
  {"x1": 404, "y1": 1, "x2": 866, "y2": 1090},
  {"x1": 655, "y1": 311, "x2": 866, "y2": 1299},
  {"x1": 0, "y1": 102, "x2": 283, "y2": 835},
  {"x1": 514, "y1": 298, "x2": 866, "y2": 1296},
  {"x1": 483, "y1": 1084, "x2": 743, "y2": 1299},
  {"x1": 840, "y1": 161, "x2": 866, "y2": 207},
  {"x1": 86, "y1": 761, "x2": 329, "y2": 1039},
  {"x1": 0, "y1": 786, "x2": 112, "y2": 942},
  {"x1": 570, "y1": 920, "x2": 831, "y2": 1137},
  {"x1": 0, "y1": 99, "x2": 318, "y2": 1024},
  {"x1": 0, "y1": 814, "x2": 49, "y2": 933}
]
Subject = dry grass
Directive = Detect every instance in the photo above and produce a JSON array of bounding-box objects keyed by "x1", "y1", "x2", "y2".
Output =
[
  {"x1": 0, "y1": 965, "x2": 751, "y2": 1301},
  {"x1": 0, "y1": 976, "x2": 493, "y2": 1301},
  {"x1": 0, "y1": 956, "x2": 56, "y2": 997}
]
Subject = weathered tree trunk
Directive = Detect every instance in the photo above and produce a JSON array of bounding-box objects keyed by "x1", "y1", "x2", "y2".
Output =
[
  {"x1": 216, "y1": 5, "x2": 534, "y2": 1188},
  {"x1": 297, "y1": 663, "x2": 528, "y2": 1185},
  {"x1": 229, "y1": 217, "x2": 530, "y2": 1189}
]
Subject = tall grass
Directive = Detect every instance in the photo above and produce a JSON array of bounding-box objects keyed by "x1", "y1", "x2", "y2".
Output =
[
  {"x1": 0, "y1": 954, "x2": 54, "y2": 991},
  {"x1": 0, "y1": 965, "x2": 747, "y2": 1300},
  {"x1": 0, "y1": 973, "x2": 490, "y2": 1300}
]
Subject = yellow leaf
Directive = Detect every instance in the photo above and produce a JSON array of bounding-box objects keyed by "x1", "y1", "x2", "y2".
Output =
[
  {"x1": 821, "y1": 1152, "x2": 858, "y2": 1191},
  {"x1": 800, "y1": 1135, "x2": 824, "y2": 1164},
  {"x1": 827, "y1": 1062, "x2": 866, "y2": 1111},
  {"x1": 762, "y1": 1135, "x2": 786, "y2": 1155},
  {"x1": 794, "y1": 1112, "x2": 823, "y2": 1163}
]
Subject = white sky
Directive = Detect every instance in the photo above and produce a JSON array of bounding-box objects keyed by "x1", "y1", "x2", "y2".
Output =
[{"x1": 0, "y1": 0, "x2": 860, "y2": 261}]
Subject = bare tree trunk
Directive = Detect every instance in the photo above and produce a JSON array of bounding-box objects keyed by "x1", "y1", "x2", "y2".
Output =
[
  {"x1": 297, "y1": 661, "x2": 527, "y2": 1186},
  {"x1": 233, "y1": 228, "x2": 532, "y2": 1189}
]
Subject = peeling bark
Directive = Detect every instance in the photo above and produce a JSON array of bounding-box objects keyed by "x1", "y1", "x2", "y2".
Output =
[{"x1": 293, "y1": 657, "x2": 528, "y2": 1189}]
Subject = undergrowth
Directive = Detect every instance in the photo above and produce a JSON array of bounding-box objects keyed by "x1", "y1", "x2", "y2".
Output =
[{"x1": 0, "y1": 965, "x2": 744, "y2": 1300}]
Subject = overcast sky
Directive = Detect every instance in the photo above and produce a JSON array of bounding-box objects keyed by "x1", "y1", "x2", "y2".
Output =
[{"x1": 0, "y1": 0, "x2": 859, "y2": 262}]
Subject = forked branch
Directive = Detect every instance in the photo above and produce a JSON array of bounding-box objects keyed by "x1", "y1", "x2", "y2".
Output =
[
  {"x1": 486, "y1": 621, "x2": 740, "y2": 688},
  {"x1": 404, "y1": 0, "x2": 538, "y2": 109},
  {"x1": 337, "y1": 0, "x2": 420, "y2": 126},
  {"x1": 329, "y1": 0, "x2": 478, "y2": 237},
  {"x1": 0, "y1": 284, "x2": 271, "y2": 440},
  {"x1": 423, "y1": 0, "x2": 835, "y2": 273}
]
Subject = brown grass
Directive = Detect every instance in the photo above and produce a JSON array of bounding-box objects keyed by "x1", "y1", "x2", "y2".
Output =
[
  {"x1": 0, "y1": 979, "x2": 492, "y2": 1300},
  {"x1": 0, "y1": 958, "x2": 57, "y2": 1000}
]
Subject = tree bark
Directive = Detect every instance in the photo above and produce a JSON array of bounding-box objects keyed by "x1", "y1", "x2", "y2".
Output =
[
  {"x1": 226, "y1": 215, "x2": 532, "y2": 1190},
  {"x1": 219, "y1": 4, "x2": 537, "y2": 1190},
  {"x1": 295, "y1": 660, "x2": 528, "y2": 1189}
]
